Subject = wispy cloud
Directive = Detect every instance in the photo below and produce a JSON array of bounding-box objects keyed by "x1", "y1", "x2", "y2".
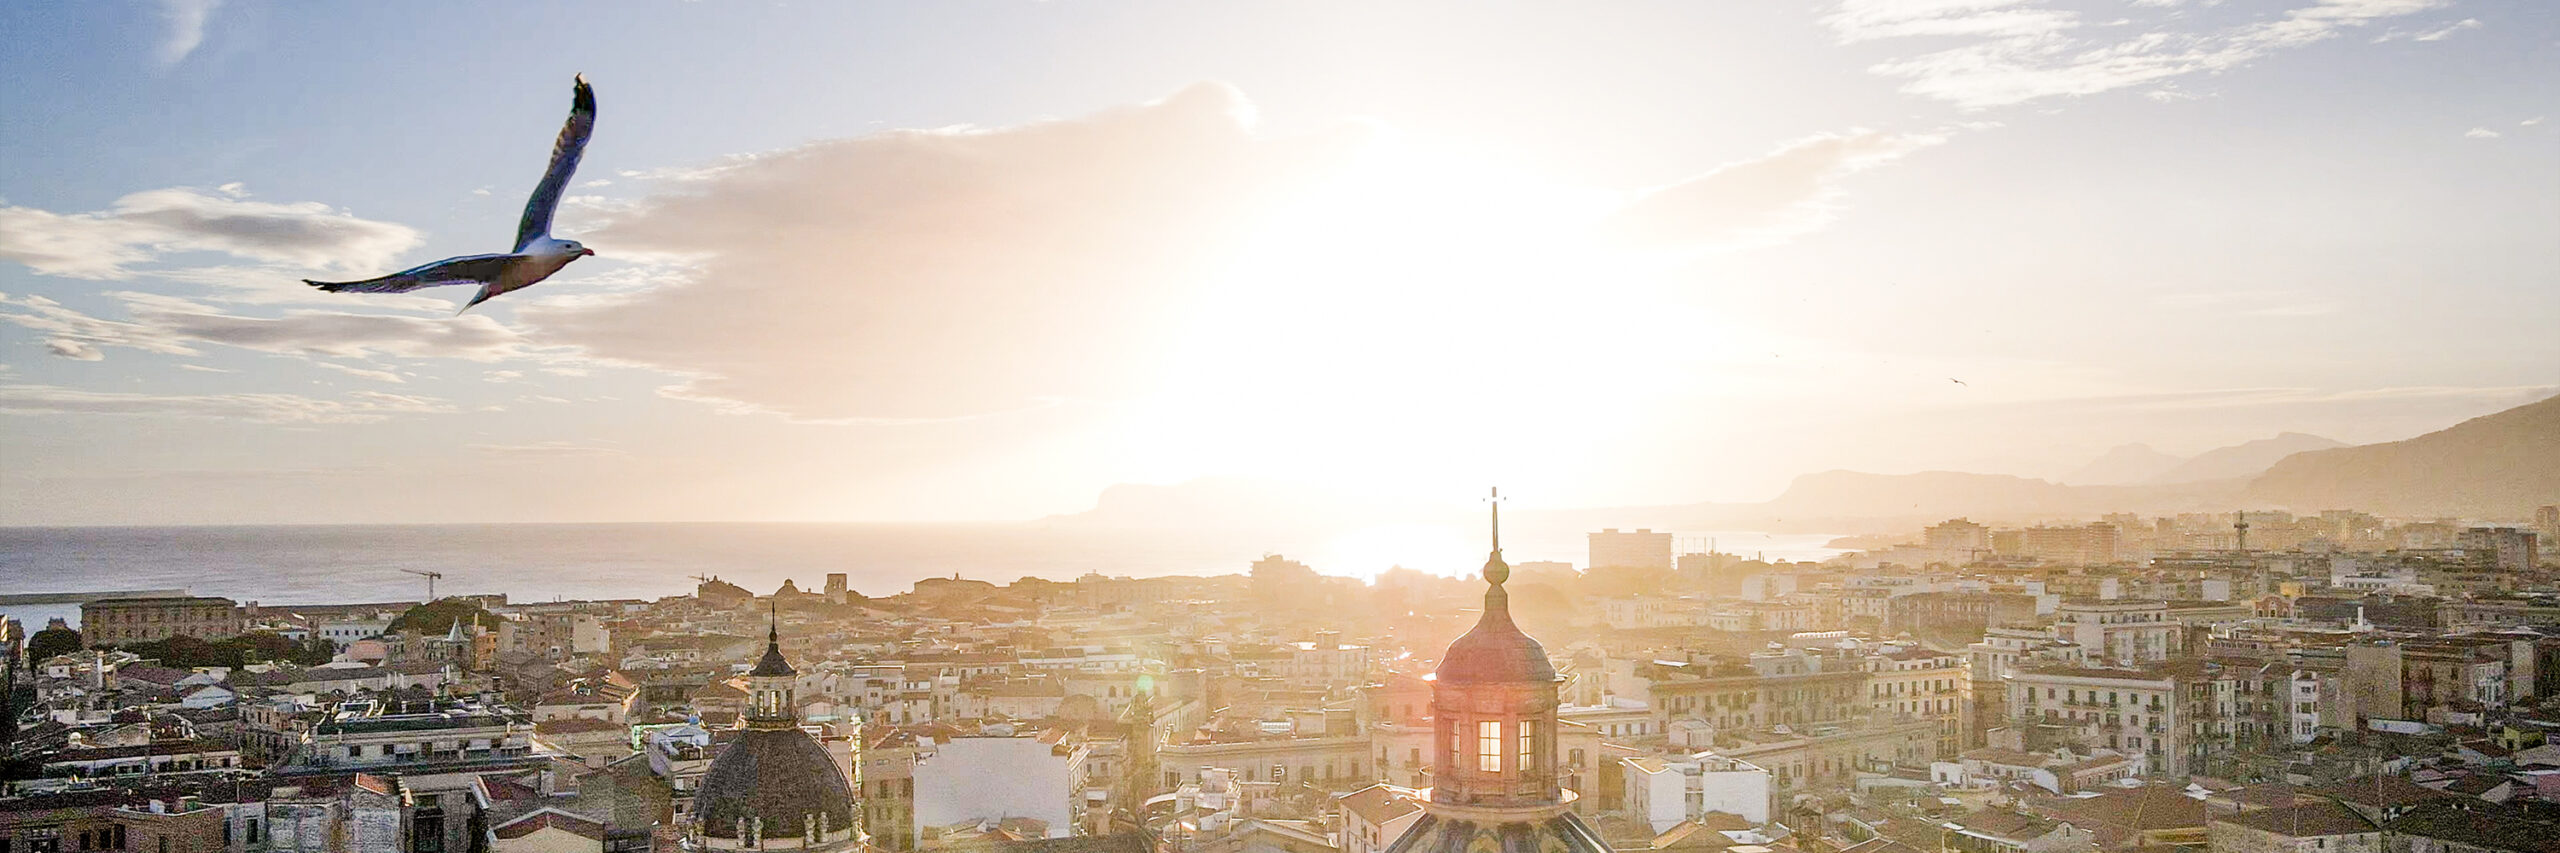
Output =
[
  {"x1": 1607, "y1": 129, "x2": 1946, "y2": 249},
  {"x1": 313, "y1": 361, "x2": 404, "y2": 383},
  {"x1": 2465, "y1": 127, "x2": 2502, "y2": 139},
  {"x1": 2375, "y1": 16, "x2": 2479, "y2": 42},
  {"x1": 0, "y1": 186, "x2": 418, "y2": 279},
  {"x1": 1829, "y1": 0, "x2": 2456, "y2": 109},
  {"x1": 525, "y1": 82, "x2": 1370, "y2": 422},
  {"x1": 0, "y1": 291, "x2": 541, "y2": 364},
  {"x1": 0, "y1": 383, "x2": 453, "y2": 424},
  {"x1": 155, "y1": 0, "x2": 222, "y2": 66}
]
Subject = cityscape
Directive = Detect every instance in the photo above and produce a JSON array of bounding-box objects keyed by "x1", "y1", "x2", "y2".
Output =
[
  {"x1": 7, "y1": 488, "x2": 2560, "y2": 853},
  {"x1": 3, "y1": 3, "x2": 2557, "y2": 853}
]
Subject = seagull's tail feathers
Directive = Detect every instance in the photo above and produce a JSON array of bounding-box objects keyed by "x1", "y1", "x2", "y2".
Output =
[{"x1": 457, "y1": 286, "x2": 497, "y2": 316}]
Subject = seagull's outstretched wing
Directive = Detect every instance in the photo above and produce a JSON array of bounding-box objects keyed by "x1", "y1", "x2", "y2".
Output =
[
  {"x1": 514, "y1": 74, "x2": 597, "y2": 252},
  {"x1": 305, "y1": 254, "x2": 522, "y2": 293}
]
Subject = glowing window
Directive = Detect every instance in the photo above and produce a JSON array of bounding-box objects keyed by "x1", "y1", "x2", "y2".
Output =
[
  {"x1": 1477, "y1": 720, "x2": 1503, "y2": 772},
  {"x1": 1519, "y1": 725, "x2": 1535, "y2": 770}
]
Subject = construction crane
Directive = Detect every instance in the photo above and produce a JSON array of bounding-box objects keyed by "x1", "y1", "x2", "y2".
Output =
[{"x1": 401, "y1": 569, "x2": 444, "y2": 601}]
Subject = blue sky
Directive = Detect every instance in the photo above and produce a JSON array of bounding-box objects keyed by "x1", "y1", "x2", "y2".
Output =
[{"x1": 1, "y1": 0, "x2": 2553, "y2": 525}]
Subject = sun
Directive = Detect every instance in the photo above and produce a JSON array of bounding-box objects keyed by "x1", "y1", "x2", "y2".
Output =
[{"x1": 1104, "y1": 135, "x2": 1738, "y2": 500}]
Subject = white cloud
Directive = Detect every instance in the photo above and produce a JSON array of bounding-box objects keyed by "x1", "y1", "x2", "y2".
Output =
[
  {"x1": 526, "y1": 82, "x2": 1370, "y2": 422},
  {"x1": 1824, "y1": 0, "x2": 2076, "y2": 43},
  {"x1": 2466, "y1": 127, "x2": 2501, "y2": 139},
  {"x1": 46, "y1": 340, "x2": 104, "y2": 361},
  {"x1": 0, "y1": 383, "x2": 453, "y2": 424},
  {"x1": 1831, "y1": 0, "x2": 2452, "y2": 109},
  {"x1": 1607, "y1": 130, "x2": 1946, "y2": 249},
  {"x1": 0, "y1": 291, "x2": 541, "y2": 363},
  {"x1": 176, "y1": 363, "x2": 230, "y2": 373},
  {"x1": 314, "y1": 361, "x2": 404, "y2": 383},
  {"x1": 0, "y1": 186, "x2": 419, "y2": 279},
  {"x1": 155, "y1": 0, "x2": 221, "y2": 66},
  {"x1": 2375, "y1": 16, "x2": 2479, "y2": 41},
  {"x1": 2525, "y1": 117, "x2": 2547, "y2": 127}
]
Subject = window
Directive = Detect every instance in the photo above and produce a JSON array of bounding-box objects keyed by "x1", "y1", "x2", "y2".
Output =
[
  {"x1": 1477, "y1": 720, "x2": 1503, "y2": 772},
  {"x1": 415, "y1": 808, "x2": 445, "y2": 853},
  {"x1": 1519, "y1": 725, "x2": 1534, "y2": 771},
  {"x1": 247, "y1": 820, "x2": 261, "y2": 844}
]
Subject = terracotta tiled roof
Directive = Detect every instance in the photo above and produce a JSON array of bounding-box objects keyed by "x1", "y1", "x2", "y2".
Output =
[
  {"x1": 2050, "y1": 785, "x2": 2206, "y2": 833},
  {"x1": 2214, "y1": 802, "x2": 2376, "y2": 838}
]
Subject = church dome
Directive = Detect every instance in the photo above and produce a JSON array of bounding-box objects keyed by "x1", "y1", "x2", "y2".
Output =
[
  {"x1": 1433, "y1": 552, "x2": 1555, "y2": 685},
  {"x1": 695, "y1": 727, "x2": 856, "y2": 840},
  {"x1": 695, "y1": 609, "x2": 855, "y2": 846}
]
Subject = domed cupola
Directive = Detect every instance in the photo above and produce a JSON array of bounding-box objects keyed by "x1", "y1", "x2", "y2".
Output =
[
  {"x1": 690, "y1": 605, "x2": 859, "y2": 851},
  {"x1": 1385, "y1": 488, "x2": 1613, "y2": 853},
  {"x1": 1429, "y1": 488, "x2": 1561, "y2": 807}
]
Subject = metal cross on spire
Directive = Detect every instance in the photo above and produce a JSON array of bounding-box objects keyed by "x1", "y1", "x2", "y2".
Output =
[{"x1": 1486, "y1": 486, "x2": 1505, "y2": 552}]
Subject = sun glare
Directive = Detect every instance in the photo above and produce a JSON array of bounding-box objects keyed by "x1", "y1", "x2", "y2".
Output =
[{"x1": 1114, "y1": 138, "x2": 1720, "y2": 497}]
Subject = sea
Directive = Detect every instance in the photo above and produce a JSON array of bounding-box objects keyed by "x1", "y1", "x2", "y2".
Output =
[{"x1": 0, "y1": 522, "x2": 1847, "y2": 629}]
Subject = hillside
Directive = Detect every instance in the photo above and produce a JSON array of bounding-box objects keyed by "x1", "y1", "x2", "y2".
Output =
[
  {"x1": 2064, "y1": 443, "x2": 2184, "y2": 485},
  {"x1": 1756, "y1": 469, "x2": 2244, "y2": 528},
  {"x1": 2151, "y1": 432, "x2": 2344, "y2": 484},
  {"x1": 2247, "y1": 394, "x2": 2560, "y2": 519}
]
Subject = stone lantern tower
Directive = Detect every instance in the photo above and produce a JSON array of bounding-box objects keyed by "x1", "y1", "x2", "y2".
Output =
[{"x1": 1385, "y1": 489, "x2": 1612, "y2": 853}]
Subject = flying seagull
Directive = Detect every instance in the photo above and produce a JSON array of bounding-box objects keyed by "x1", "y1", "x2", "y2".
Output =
[
  {"x1": 306, "y1": 75, "x2": 598, "y2": 314},
  {"x1": 1949, "y1": 377, "x2": 1967, "y2": 386}
]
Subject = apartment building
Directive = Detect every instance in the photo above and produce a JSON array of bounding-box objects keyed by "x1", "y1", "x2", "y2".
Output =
[
  {"x1": 2053, "y1": 599, "x2": 2183, "y2": 666},
  {"x1": 81, "y1": 597, "x2": 243, "y2": 646},
  {"x1": 2007, "y1": 660, "x2": 2216, "y2": 777}
]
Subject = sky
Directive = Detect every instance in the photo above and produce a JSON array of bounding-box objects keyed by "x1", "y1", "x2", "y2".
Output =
[{"x1": 0, "y1": 0, "x2": 2553, "y2": 526}]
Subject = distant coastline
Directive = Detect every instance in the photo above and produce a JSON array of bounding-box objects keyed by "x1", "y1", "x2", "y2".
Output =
[{"x1": 0, "y1": 521, "x2": 1849, "y2": 629}]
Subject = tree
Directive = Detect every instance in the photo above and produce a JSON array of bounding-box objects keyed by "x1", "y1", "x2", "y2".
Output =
[
  {"x1": 24, "y1": 628, "x2": 81, "y2": 664},
  {"x1": 295, "y1": 635, "x2": 338, "y2": 665},
  {"x1": 225, "y1": 632, "x2": 304, "y2": 664},
  {"x1": 388, "y1": 599, "x2": 494, "y2": 636},
  {"x1": 114, "y1": 635, "x2": 237, "y2": 668}
]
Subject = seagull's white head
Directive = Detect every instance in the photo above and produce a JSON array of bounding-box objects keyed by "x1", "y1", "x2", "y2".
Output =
[{"x1": 555, "y1": 239, "x2": 595, "y2": 258}]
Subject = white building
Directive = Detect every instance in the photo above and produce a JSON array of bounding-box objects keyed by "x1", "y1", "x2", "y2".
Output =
[
  {"x1": 911, "y1": 733, "x2": 1088, "y2": 846},
  {"x1": 1603, "y1": 597, "x2": 1702, "y2": 630},
  {"x1": 2053, "y1": 600, "x2": 2181, "y2": 666},
  {"x1": 1622, "y1": 752, "x2": 1771, "y2": 835},
  {"x1": 1590, "y1": 529, "x2": 1675, "y2": 571}
]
